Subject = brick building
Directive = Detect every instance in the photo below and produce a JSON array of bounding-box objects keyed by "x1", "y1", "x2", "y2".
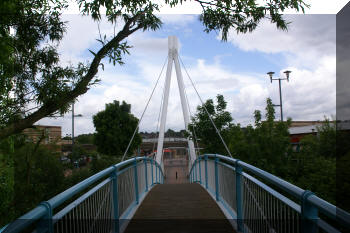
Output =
[{"x1": 23, "y1": 125, "x2": 62, "y2": 144}]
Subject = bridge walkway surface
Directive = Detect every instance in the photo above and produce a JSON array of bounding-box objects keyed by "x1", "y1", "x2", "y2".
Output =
[{"x1": 124, "y1": 183, "x2": 236, "y2": 233}]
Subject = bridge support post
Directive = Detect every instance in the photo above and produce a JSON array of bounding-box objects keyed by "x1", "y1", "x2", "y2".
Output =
[
  {"x1": 112, "y1": 166, "x2": 120, "y2": 233},
  {"x1": 215, "y1": 156, "x2": 219, "y2": 201},
  {"x1": 301, "y1": 191, "x2": 318, "y2": 233},
  {"x1": 155, "y1": 36, "x2": 197, "y2": 168},
  {"x1": 235, "y1": 160, "x2": 244, "y2": 233},
  {"x1": 134, "y1": 158, "x2": 139, "y2": 204},
  {"x1": 205, "y1": 155, "x2": 208, "y2": 189},
  {"x1": 144, "y1": 159, "x2": 148, "y2": 192}
]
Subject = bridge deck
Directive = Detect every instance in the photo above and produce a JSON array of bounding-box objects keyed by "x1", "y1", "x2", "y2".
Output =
[{"x1": 125, "y1": 183, "x2": 235, "y2": 233}]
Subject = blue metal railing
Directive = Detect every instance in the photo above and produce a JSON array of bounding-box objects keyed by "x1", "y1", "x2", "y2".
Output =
[
  {"x1": 190, "y1": 154, "x2": 350, "y2": 233},
  {"x1": 1, "y1": 157, "x2": 164, "y2": 233}
]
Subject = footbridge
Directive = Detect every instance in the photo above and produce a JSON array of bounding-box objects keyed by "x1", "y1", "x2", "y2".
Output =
[
  {"x1": 1, "y1": 155, "x2": 350, "y2": 233},
  {"x1": 1, "y1": 36, "x2": 350, "y2": 233}
]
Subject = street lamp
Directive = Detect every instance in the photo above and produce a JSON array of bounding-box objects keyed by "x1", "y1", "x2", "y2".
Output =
[
  {"x1": 72, "y1": 102, "x2": 83, "y2": 146},
  {"x1": 266, "y1": 70, "x2": 292, "y2": 122}
]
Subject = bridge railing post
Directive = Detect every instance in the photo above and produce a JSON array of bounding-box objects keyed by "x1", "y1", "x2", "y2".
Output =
[
  {"x1": 194, "y1": 160, "x2": 197, "y2": 182},
  {"x1": 301, "y1": 191, "x2": 318, "y2": 233},
  {"x1": 144, "y1": 158, "x2": 148, "y2": 192},
  {"x1": 134, "y1": 158, "x2": 139, "y2": 204},
  {"x1": 235, "y1": 160, "x2": 244, "y2": 233},
  {"x1": 205, "y1": 155, "x2": 208, "y2": 189},
  {"x1": 199, "y1": 157, "x2": 202, "y2": 185},
  {"x1": 151, "y1": 159, "x2": 154, "y2": 186},
  {"x1": 156, "y1": 162, "x2": 158, "y2": 184},
  {"x1": 36, "y1": 201, "x2": 53, "y2": 233},
  {"x1": 111, "y1": 165, "x2": 120, "y2": 233},
  {"x1": 215, "y1": 155, "x2": 219, "y2": 201}
]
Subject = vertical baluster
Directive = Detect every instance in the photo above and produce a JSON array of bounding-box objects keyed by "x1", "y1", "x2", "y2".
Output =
[
  {"x1": 78, "y1": 204, "x2": 81, "y2": 233},
  {"x1": 268, "y1": 194, "x2": 271, "y2": 233},
  {"x1": 284, "y1": 204, "x2": 287, "y2": 233},
  {"x1": 287, "y1": 206, "x2": 290, "y2": 233},
  {"x1": 65, "y1": 214, "x2": 68, "y2": 233}
]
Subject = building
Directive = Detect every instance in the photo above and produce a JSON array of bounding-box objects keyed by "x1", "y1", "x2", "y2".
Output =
[
  {"x1": 139, "y1": 137, "x2": 203, "y2": 159},
  {"x1": 23, "y1": 125, "x2": 62, "y2": 144},
  {"x1": 288, "y1": 121, "x2": 338, "y2": 152}
]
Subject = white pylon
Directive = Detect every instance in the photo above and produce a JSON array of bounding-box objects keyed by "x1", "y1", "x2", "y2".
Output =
[{"x1": 155, "y1": 36, "x2": 197, "y2": 169}]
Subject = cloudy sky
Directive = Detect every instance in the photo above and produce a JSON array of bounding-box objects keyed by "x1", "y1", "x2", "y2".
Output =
[{"x1": 37, "y1": 1, "x2": 346, "y2": 137}]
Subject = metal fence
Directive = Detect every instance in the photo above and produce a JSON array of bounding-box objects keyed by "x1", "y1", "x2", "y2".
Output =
[
  {"x1": 190, "y1": 154, "x2": 350, "y2": 233},
  {"x1": 1, "y1": 157, "x2": 164, "y2": 233}
]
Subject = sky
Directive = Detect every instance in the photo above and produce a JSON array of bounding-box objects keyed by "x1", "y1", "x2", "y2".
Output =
[{"x1": 37, "y1": 1, "x2": 347, "y2": 137}]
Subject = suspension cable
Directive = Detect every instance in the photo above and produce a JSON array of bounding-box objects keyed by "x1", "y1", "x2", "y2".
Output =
[
  {"x1": 152, "y1": 83, "x2": 165, "y2": 156},
  {"x1": 179, "y1": 56, "x2": 233, "y2": 158},
  {"x1": 183, "y1": 85, "x2": 200, "y2": 157},
  {"x1": 121, "y1": 56, "x2": 168, "y2": 161}
]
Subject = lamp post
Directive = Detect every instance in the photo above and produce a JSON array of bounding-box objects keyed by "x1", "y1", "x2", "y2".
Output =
[
  {"x1": 267, "y1": 70, "x2": 291, "y2": 122},
  {"x1": 72, "y1": 102, "x2": 83, "y2": 146}
]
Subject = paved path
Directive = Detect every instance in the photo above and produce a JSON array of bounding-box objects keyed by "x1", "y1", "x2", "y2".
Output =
[{"x1": 124, "y1": 183, "x2": 235, "y2": 233}]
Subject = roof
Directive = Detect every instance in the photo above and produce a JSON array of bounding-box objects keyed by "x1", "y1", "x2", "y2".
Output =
[
  {"x1": 288, "y1": 125, "x2": 319, "y2": 135},
  {"x1": 142, "y1": 137, "x2": 188, "y2": 143}
]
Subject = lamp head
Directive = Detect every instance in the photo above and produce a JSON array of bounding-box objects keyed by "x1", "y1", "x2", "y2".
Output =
[
  {"x1": 284, "y1": 70, "x2": 292, "y2": 82},
  {"x1": 267, "y1": 71, "x2": 274, "y2": 83}
]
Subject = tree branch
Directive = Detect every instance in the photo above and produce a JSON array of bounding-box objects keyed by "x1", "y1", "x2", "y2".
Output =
[{"x1": 0, "y1": 14, "x2": 143, "y2": 140}]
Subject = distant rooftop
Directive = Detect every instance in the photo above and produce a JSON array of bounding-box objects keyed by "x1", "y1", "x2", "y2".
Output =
[
  {"x1": 142, "y1": 137, "x2": 187, "y2": 143},
  {"x1": 289, "y1": 125, "x2": 320, "y2": 135}
]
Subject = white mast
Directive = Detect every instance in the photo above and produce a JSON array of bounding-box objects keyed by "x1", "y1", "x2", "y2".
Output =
[{"x1": 155, "y1": 36, "x2": 197, "y2": 168}]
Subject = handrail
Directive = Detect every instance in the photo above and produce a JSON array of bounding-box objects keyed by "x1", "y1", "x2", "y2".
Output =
[
  {"x1": 1, "y1": 156, "x2": 164, "y2": 233},
  {"x1": 190, "y1": 153, "x2": 350, "y2": 231}
]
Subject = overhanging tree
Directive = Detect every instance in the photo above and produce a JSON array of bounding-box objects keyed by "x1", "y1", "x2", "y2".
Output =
[
  {"x1": 0, "y1": 0, "x2": 309, "y2": 140},
  {"x1": 93, "y1": 100, "x2": 141, "y2": 157}
]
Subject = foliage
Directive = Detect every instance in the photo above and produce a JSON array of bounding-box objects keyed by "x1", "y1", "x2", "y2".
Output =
[
  {"x1": 0, "y1": 141, "x2": 65, "y2": 226},
  {"x1": 0, "y1": 138, "x2": 15, "y2": 226},
  {"x1": 166, "y1": 0, "x2": 309, "y2": 40},
  {"x1": 290, "y1": 134, "x2": 336, "y2": 204},
  {"x1": 336, "y1": 124, "x2": 350, "y2": 211},
  {"x1": 93, "y1": 100, "x2": 141, "y2": 157},
  {"x1": 91, "y1": 154, "x2": 121, "y2": 174},
  {"x1": 69, "y1": 144, "x2": 88, "y2": 162},
  {"x1": 0, "y1": 0, "x2": 161, "y2": 139},
  {"x1": 284, "y1": 119, "x2": 337, "y2": 204},
  {"x1": 63, "y1": 167, "x2": 93, "y2": 189},
  {"x1": 188, "y1": 94, "x2": 233, "y2": 155},
  {"x1": 337, "y1": 149, "x2": 350, "y2": 212},
  {"x1": 228, "y1": 98, "x2": 292, "y2": 177},
  {"x1": 62, "y1": 135, "x2": 72, "y2": 140},
  {"x1": 0, "y1": 0, "x2": 79, "y2": 125},
  {"x1": 0, "y1": 0, "x2": 308, "y2": 140},
  {"x1": 192, "y1": 96, "x2": 338, "y2": 204},
  {"x1": 75, "y1": 133, "x2": 95, "y2": 144}
]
